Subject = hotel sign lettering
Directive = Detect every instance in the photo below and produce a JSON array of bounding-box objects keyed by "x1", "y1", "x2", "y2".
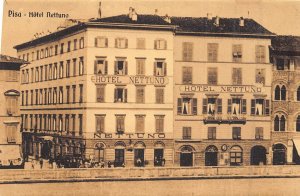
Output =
[
  {"x1": 91, "y1": 75, "x2": 168, "y2": 85},
  {"x1": 94, "y1": 133, "x2": 166, "y2": 139},
  {"x1": 180, "y1": 85, "x2": 263, "y2": 93}
]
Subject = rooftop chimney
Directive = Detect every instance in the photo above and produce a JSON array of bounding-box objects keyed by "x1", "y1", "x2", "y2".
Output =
[
  {"x1": 214, "y1": 16, "x2": 219, "y2": 26},
  {"x1": 131, "y1": 9, "x2": 137, "y2": 21},
  {"x1": 128, "y1": 7, "x2": 133, "y2": 19},
  {"x1": 207, "y1": 13, "x2": 212, "y2": 20},
  {"x1": 239, "y1": 17, "x2": 244, "y2": 27},
  {"x1": 164, "y1": 14, "x2": 171, "y2": 23},
  {"x1": 154, "y1": 9, "x2": 158, "y2": 15}
]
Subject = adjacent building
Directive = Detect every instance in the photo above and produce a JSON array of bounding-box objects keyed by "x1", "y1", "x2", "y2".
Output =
[
  {"x1": 0, "y1": 55, "x2": 26, "y2": 167},
  {"x1": 270, "y1": 35, "x2": 300, "y2": 165}
]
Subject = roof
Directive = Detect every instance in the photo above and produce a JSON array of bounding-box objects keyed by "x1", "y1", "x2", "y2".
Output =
[
  {"x1": 271, "y1": 35, "x2": 300, "y2": 52},
  {"x1": 0, "y1": 54, "x2": 28, "y2": 64}
]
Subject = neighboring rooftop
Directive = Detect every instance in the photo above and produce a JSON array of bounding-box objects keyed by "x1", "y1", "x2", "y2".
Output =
[
  {"x1": 271, "y1": 35, "x2": 300, "y2": 52},
  {"x1": 0, "y1": 54, "x2": 28, "y2": 64}
]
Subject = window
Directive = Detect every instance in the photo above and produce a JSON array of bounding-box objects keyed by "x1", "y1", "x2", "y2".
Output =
[
  {"x1": 154, "y1": 61, "x2": 167, "y2": 76},
  {"x1": 48, "y1": 88, "x2": 52, "y2": 104},
  {"x1": 274, "y1": 114, "x2": 286, "y2": 131},
  {"x1": 274, "y1": 85, "x2": 286, "y2": 101},
  {"x1": 230, "y1": 146, "x2": 243, "y2": 166},
  {"x1": 44, "y1": 65, "x2": 48, "y2": 81},
  {"x1": 203, "y1": 98, "x2": 222, "y2": 115},
  {"x1": 74, "y1": 39, "x2": 77, "y2": 50},
  {"x1": 49, "y1": 46, "x2": 53, "y2": 57},
  {"x1": 154, "y1": 39, "x2": 167, "y2": 50},
  {"x1": 53, "y1": 87, "x2": 57, "y2": 104},
  {"x1": 53, "y1": 63, "x2": 57, "y2": 79},
  {"x1": 136, "y1": 38, "x2": 145, "y2": 49},
  {"x1": 67, "y1": 41, "x2": 71, "y2": 52},
  {"x1": 136, "y1": 58, "x2": 145, "y2": 75},
  {"x1": 6, "y1": 70, "x2": 18, "y2": 82},
  {"x1": 71, "y1": 114, "x2": 76, "y2": 136},
  {"x1": 96, "y1": 115, "x2": 105, "y2": 133},
  {"x1": 255, "y1": 45, "x2": 266, "y2": 63},
  {"x1": 114, "y1": 87, "x2": 127, "y2": 103},
  {"x1": 6, "y1": 96, "x2": 18, "y2": 115},
  {"x1": 255, "y1": 69, "x2": 265, "y2": 85},
  {"x1": 115, "y1": 37, "x2": 128, "y2": 49},
  {"x1": 228, "y1": 98, "x2": 246, "y2": 115},
  {"x1": 39, "y1": 89, "x2": 43, "y2": 105},
  {"x1": 177, "y1": 98, "x2": 197, "y2": 115},
  {"x1": 79, "y1": 84, "x2": 83, "y2": 103},
  {"x1": 45, "y1": 48, "x2": 48, "y2": 58},
  {"x1": 31, "y1": 68, "x2": 34, "y2": 82},
  {"x1": 79, "y1": 37, "x2": 84, "y2": 49},
  {"x1": 35, "y1": 89, "x2": 38, "y2": 105},
  {"x1": 65, "y1": 115, "x2": 70, "y2": 134},
  {"x1": 59, "y1": 61, "x2": 63, "y2": 78},
  {"x1": 30, "y1": 90, "x2": 33, "y2": 105},
  {"x1": 54, "y1": 45, "x2": 58, "y2": 55},
  {"x1": 207, "y1": 43, "x2": 218, "y2": 62},
  {"x1": 114, "y1": 59, "x2": 128, "y2": 75},
  {"x1": 255, "y1": 127, "x2": 264, "y2": 139},
  {"x1": 58, "y1": 115, "x2": 63, "y2": 132},
  {"x1": 182, "y1": 67, "x2": 192, "y2": 84},
  {"x1": 35, "y1": 68, "x2": 39, "y2": 82},
  {"x1": 21, "y1": 91, "x2": 24, "y2": 106},
  {"x1": 232, "y1": 44, "x2": 242, "y2": 62},
  {"x1": 296, "y1": 116, "x2": 300, "y2": 132},
  {"x1": 66, "y1": 86, "x2": 70, "y2": 104},
  {"x1": 66, "y1": 60, "x2": 70, "y2": 77},
  {"x1": 79, "y1": 114, "x2": 83, "y2": 136},
  {"x1": 208, "y1": 127, "x2": 216, "y2": 140},
  {"x1": 36, "y1": 50, "x2": 40, "y2": 60},
  {"x1": 94, "y1": 59, "x2": 108, "y2": 75},
  {"x1": 79, "y1": 57, "x2": 84, "y2": 75},
  {"x1": 207, "y1": 67, "x2": 218, "y2": 85},
  {"x1": 48, "y1": 64, "x2": 52, "y2": 80},
  {"x1": 232, "y1": 68, "x2": 242, "y2": 85},
  {"x1": 25, "y1": 91, "x2": 28, "y2": 106},
  {"x1": 32, "y1": 52, "x2": 35, "y2": 61},
  {"x1": 232, "y1": 127, "x2": 241, "y2": 140},
  {"x1": 182, "y1": 127, "x2": 191, "y2": 139},
  {"x1": 155, "y1": 115, "x2": 164, "y2": 133},
  {"x1": 251, "y1": 99, "x2": 270, "y2": 116},
  {"x1": 116, "y1": 115, "x2": 125, "y2": 133},
  {"x1": 96, "y1": 85, "x2": 105, "y2": 103},
  {"x1": 40, "y1": 49, "x2": 44, "y2": 59},
  {"x1": 182, "y1": 42, "x2": 193, "y2": 61},
  {"x1": 135, "y1": 115, "x2": 145, "y2": 133},
  {"x1": 95, "y1": 36, "x2": 108, "y2": 48},
  {"x1": 59, "y1": 87, "x2": 63, "y2": 104},
  {"x1": 73, "y1": 58, "x2": 77, "y2": 76},
  {"x1": 43, "y1": 89, "x2": 47, "y2": 105},
  {"x1": 6, "y1": 124, "x2": 17, "y2": 143},
  {"x1": 60, "y1": 43, "x2": 64, "y2": 54},
  {"x1": 136, "y1": 86, "x2": 145, "y2": 103},
  {"x1": 72, "y1": 85, "x2": 76, "y2": 103},
  {"x1": 155, "y1": 88, "x2": 164, "y2": 104}
]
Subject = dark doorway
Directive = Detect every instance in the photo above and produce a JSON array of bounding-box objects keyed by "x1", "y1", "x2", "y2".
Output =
[
  {"x1": 114, "y1": 149, "x2": 125, "y2": 167},
  {"x1": 154, "y1": 149, "x2": 164, "y2": 166},
  {"x1": 41, "y1": 141, "x2": 51, "y2": 159},
  {"x1": 180, "y1": 152, "x2": 193, "y2": 166},
  {"x1": 205, "y1": 146, "x2": 218, "y2": 166},
  {"x1": 251, "y1": 146, "x2": 267, "y2": 165},
  {"x1": 134, "y1": 149, "x2": 144, "y2": 167},
  {"x1": 273, "y1": 144, "x2": 286, "y2": 165}
]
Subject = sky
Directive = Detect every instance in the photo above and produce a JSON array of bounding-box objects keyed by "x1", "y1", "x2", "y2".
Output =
[{"x1": 1, "y1": 0, "x2": 300, "y2": 56}]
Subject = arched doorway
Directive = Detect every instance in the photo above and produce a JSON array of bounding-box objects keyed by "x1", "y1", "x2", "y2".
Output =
[
  {"x1": 251, "y1": 146, "x2": 267, "y2": 165},
  {"x1": 273, "y1": 143, "x2": 286, "y2": 165},
  {"x1": 154, "y1": 141, "x2": 165, "y2": 167},
  {"x1": 114, "y1": 141, "x2": 125, "y2": 167},
  {"x1": 205, "y1": 145, "x2": 218, "y2": 166},
  {"x1": 230, "y1": 146, "x2": 243, "y2": 166},
  {"x1": 180, "y1": 145, "x2": 194, "y2": 167},
  {"x1": 94, "y1": 142, "x2": 105, "y2": 163},
  {"x1": 134, "y1": 141, "x2": 145, "y2": 167}
]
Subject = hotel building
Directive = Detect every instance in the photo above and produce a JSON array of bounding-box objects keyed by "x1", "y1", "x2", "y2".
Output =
[
  {"x1": 15, "y1": 14, "x2": 175, "y2": 167},
  {"x1": 173, "y1": 16, "x2": 275, "y2": 166},
  {"x1": 270, "y1": 35, "x2": 300, "y2": 165}
]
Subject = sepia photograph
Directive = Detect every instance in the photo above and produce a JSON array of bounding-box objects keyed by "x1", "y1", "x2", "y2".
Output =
[{"x1": 1, "y1": 0, "x2": 300, "y2": 195}]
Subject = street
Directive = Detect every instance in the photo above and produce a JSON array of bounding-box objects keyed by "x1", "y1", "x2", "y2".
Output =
[{"x1": 0, "y1": 177, "x2": 300, "y2": 196}]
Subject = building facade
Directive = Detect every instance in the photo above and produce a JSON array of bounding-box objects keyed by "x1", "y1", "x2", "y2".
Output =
[
  {"x1": 173, "y1": 17, "x2": 274, "y2": 166},
  {"x1": 0, "y1": 55, "x2": 26, "y2": 167},
  {"x1": 15, "y1": 15, "x2": 175, "y2": 167},
  {"x1": 270, "y1": 35, "x2": 300, "y2": 165}
]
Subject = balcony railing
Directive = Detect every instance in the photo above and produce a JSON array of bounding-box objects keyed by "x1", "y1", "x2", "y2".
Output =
[{"x1": 203, "y1": 114, "x2": 246, "y2": 124}]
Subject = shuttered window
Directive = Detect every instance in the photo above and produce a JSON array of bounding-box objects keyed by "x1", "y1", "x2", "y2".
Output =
[
  {"x1": 207, "y1": 43, "x2": 218, "y2": 62},
  {"x1": 208, "y1": 127, "x2": 216, "y2": 140},
  {"x1": 96, "y1": 115, "x2": 105, "y2": 133},
  {"x1": 6, "y1": 124, "x2": 17, "y2": 143},
  {"x1": 154, "y1": 39, "x2": 167, "y2": 50},
  {"x1": 182, "y1": 67, "x2": 192, "y2": 84},
  {"x1": 115, "y1": 38, "x2": 128, "y2": 49},
  {"x1": 182, "y1": 127, "x2": 191, "y2": 139},
  {"x1": 115, "y1": 60, "x2": 128, "y2": 75},
  {"x1": 203, "y1": 98, "x2": 208, "y2": 114},
  {"x1": 217, "y1": 99, "x2": 222, "y2": 114},
  {"x1": 114, "y1": 88, "x2": 127, "y2": 103},
  {"x1": 207, "y1": 67, "x2": 218, "y2": 85},
  {"x1": 232, "y1": 44, "x2": 242, "y2": 62},
  {"x1": 6, "y1": 96, "x2": 18, "y2": 115},
  {"x1": 178, "y1": 98, "x2": 197, "y2": 115},
  {"x1": 242, "y1": 99, "x2": 247, "y2": 114},
  {"x1": 66, "y1": 86, "x2": 70, "y2": 104},
  {"x1": 79, "y1": 57, "x2": 84, "y2": 76},
  {"x1": 155, "y1": 115, "x2": 164, "y2": 133},
  {"x1": 95, "y1": 36, "x2": 108, "y2": 48},
  {"x1": 65, "y1": 115, "x2": 69, "y2": 134},
  {"x1": 135, "y1": 115, "x2": 145, "y2": 133},
  {"x1": 156, "y1": 88, "x2": 164, "y2": 104},
  {"x1": 232, "y1": 127, "x2": 241, "y2": 140},
  {"x1": 255, "y1": 69, "x2": 265, "y2": 84},
  {"x1": 255, "y1": 127, "x2": 263, "y2": 139},
  {"x1": 116, "y1": 115, "x2": 125, "y2": 133},
  {"x1": 136, "y1": 59, "x2": 145, "y2": 75},
  {"x1": 66, "y1": 60, "x2": 70, "y2": 78},
  {"x1": 79, "y1": 37, "x2": 84, "y2": 49},
  {"x1": 96, "y1": 85, "x2": 105, "y2": 103},
  {"x1": 154, "y1": 61, "x2": 167, "y2": 76},
  {"x1": 255, "y1": 45, "x2": 266, "y2": 63},
  {"x1": 136, "y1": 86, "x2": 145, "y2": 103},
  {"x1": 137, "y1": 38, "x2": 145, "y2": 49},
  {"x1": 182, "y1": 42, "x2": 193, "y2": 61},
  {"x1": 232, "y1": 68, "x2": 242, "y2": 85},
  {"x1": 94, "y1": 59, "x2": 108, "y2": 75}
]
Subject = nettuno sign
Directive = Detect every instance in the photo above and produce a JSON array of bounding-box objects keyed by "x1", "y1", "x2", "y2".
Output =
[
  {"x1": 94, "y1": 133, "x2": 166, "y2": 139},
  {"x1": 91, "y1": 75, "x2": 168, "y2": 85},
  {"x1": 180, "y1": 85, "x2": 264, "y2": 93}
]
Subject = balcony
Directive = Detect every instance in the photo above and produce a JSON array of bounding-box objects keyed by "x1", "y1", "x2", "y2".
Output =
[{"x1": 203, "y1": 114, "x2": 246, "y2": 124}]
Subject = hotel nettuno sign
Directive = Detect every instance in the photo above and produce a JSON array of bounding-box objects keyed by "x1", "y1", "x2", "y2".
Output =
[
  {"x1": 180, "y1": 85, "x2": 264, "y2": 93},
  {"x1": 91, "y1": 75, "x2": 168, "y2": 85},
  {"x1": 94, "y1": 133, "x2": 166, "y2": 139}
]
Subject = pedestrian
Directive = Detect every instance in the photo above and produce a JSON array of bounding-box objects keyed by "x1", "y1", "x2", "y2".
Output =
[
  {"x1": 100, "y1": 159, "x2": 105, "y2": 168},
  {"x1": 31, "y1": 159, "x2": 35, "y2": 169},
  {"x1": 108, "y1": 161, "x2": 112, "y2": 168},
  {"x1": 39, "y1": 158, "x2": 43, "y2": 169}
]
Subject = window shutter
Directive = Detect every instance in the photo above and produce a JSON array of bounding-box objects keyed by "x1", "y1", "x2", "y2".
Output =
[
  {"x1": 217, "y1": 99, "x2": 222, "y2": 113},
  {"x1": 114, "y1": 89, "x2": 117, "y2": 102},
  {"x1": 105, "y1": 38, "x2": 108, "y2": 47},
  {"x1": 238, "y1": 68, "x2": 242, "y2": 84},
  {"x1": 177, "y1": 98, "x2": 182, "y2": 114},
  {"x1": 124, "y1": 89, "x2": 127, "y2": 103},
  {"x1": 153, "y1": 62, "x2": 157, "y2": 76},
  {"x1": 114, "y1": 61, "x2": 118, "y2": 74},
  {"x1": 164, "y1": 40, "x2": 167, "y2": 50},
  {"x1": 227, "y1": 99, "x2": 232, "y2": 113},
  {"x1": 251, "y1": 99, "x2": 255, "y2": 115},
  {"x1": 104, "y1": 61, "x2": 108, "y2": 74},
  {"x1": 164, "y1": 62, "x2": 167, "y2": 76},
  {"x1": 202, "y1": 98, "x2": 208, "y2": 114},
  {"x1": 192, "y1": 98, "x2": 197, "y2": 115},
  {"x1": 94, "y1": 60, "x2": 98, "y2": 74},
  {"x1": 140, "y1": 60, "x2": 145, "y2": 75},
  {"x1": 154, "y1": 40, "x2": 157, "y2": 49},
  {"x1": 242, "y1": 99, "x2": 247, "y2": 114},
  {"x1": 115, "y1": 38, "x2": 118, "y2": 48},
  {"x1": 125, "y1": 39, "x2": 128, "y2": 48},
  {"x1": 265, "y1": 100, "x2": 270, "y2": 115},
  {"x1": 95, "y1": 38, "x2": 98, "y2": 47},
  {"x1": 125, "y1": 61, "x2": 128, "y2": 75}
]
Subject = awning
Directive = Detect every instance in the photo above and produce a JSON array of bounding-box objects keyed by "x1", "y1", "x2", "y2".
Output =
[{"x1": 293, "y1": 139, "x2": 300, "y2": 156}]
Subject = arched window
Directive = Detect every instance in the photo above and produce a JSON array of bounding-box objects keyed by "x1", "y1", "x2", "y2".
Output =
[
  {"x1": 280, "y1": 115, "x2": 286, "y2": 131},
  {"x1": 281, "y1": 85, "x2": 286, "y2": 100},
  {"x1": 296, "y1": 115, "x2": 300, "y2": 132},
  {"x1": 297, "y1": 87, "x2": 300, "y2": 101},
  {"x1": 230, "y1": 146, "x2": 243, "y2": 166},
  {"x1": 275, "y1": 85, "x2": 281, "y2": 100},
  {"x1": 274, "y1": 115, "x2": 280, "y2": 131}
]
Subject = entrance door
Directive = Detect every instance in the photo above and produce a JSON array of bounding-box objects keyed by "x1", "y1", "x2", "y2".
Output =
[
  {"x1": 154, "y1": 149, "x2": 164, "y2": 166},
  {"x1": 134, "y1": 149, "x2": 144, "y2": 167},
  {"x1": 115, "y1": 149, "x2": 125, "y2": 167},
  {"x1": 41, "y1": 142, "x2": 51, "y2": 159},
  {"x1": 205, "y1": 152, "x2": 218, "y2": 166},
  {"x1": 251, "y1": 146, "x2": 266, "y2": 165},
  {"x1": 180, "y1": 152, "x2": 193, "y2": 166},
  {"x1": 273, "y1": 144, "x2": 286, "y2": 165}
]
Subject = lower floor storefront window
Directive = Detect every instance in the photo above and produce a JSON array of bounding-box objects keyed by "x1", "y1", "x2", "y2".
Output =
[{"x1": 230, "y1": 146, "x2": 243, "y2": 166}]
